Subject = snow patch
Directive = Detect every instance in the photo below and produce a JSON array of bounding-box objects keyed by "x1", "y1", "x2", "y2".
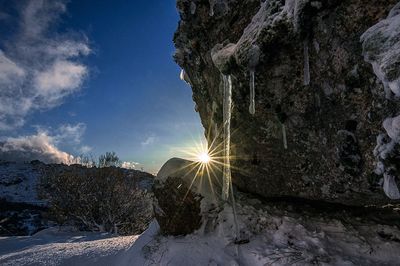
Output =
[
  {"x1": 373, "y1": 116, "x2": 400, "y2": 199},
  {"x1": 361, "y1": 3, "x2": 400, "y2": 99},
  {"x1": 282, "y1": 0, "x2": 310, "y2": 32},
  {"x1": 211, "y1": 43, "x2": 236, "y2": 74},
  {"x1": 383, "y1": 115, "x2": 400, "y2": 142},
  {"x1": 383, "y1": 172, "x2": 400, "y2": 200},
  {"x1": 2, "y1": 200, "x2": 400, "y2": 266}
]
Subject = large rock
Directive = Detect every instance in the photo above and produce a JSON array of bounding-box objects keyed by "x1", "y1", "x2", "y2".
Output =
[
  {"x1": 174, "y1": 0, "x2": 400, "y2": 205},
  {"x1": 153, "y1": 158, "x2": 222, "y2": 235}
]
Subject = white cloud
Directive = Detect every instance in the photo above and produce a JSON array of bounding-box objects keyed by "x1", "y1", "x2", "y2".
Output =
[
  {"x1": 141, "y1": 135, "x2": 157, "y2": 146},
  {"x1": 78, "y1": 145, "x2": 92, "y2": 154},
  {"x1": 0, "y1": 0, "x2": 90, "y2": 130},
  {"x1": 0, "y1": 123, "x2": 92, "y2": 164},
  {"x1": 0, "y1": 51, "x2": 25, "y2": 85},
  {"x1": 0, "y1": 130, "x2": 74, "y2": 164},
  {"x1": 56, "y1": 123, "x2": 86, "y2": 145},
  {"x1": 34, "y1": 60, "x2": 87, "y2": 105},
  {"x1": 0, "y1": 122, "x2": 91, "y2": 163}
]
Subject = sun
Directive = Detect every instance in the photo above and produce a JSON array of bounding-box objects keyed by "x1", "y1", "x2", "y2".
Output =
[{"x1": 197, "y1": 152, "x2": 211, "y2": 164}]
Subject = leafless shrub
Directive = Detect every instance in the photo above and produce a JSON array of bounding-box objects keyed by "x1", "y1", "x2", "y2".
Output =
[{"x1": 39, "y1": 165, "x2": 152, "y2": 235}]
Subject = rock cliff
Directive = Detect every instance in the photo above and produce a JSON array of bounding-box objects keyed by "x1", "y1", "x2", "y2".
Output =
[{"x1": 174, "y1": 0, "x2": 400, "y2": 205}]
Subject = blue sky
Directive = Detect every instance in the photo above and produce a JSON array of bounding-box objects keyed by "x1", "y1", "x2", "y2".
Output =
[{"x1": 0, "y1": 0, "x2": 204, "y2": 173}]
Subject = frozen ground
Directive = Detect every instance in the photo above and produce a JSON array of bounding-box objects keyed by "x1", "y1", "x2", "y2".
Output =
[
  {"x1": 1, "y1": 194, "x2": 399, "y2": 266},
  {"x1": 0, "y1": 227, "x2": 138, "y2": 266}
]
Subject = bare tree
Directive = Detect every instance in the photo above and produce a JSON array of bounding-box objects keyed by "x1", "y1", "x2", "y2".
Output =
[{"x1": 98, "y1": 151, "x2": 121, "y2": 168}]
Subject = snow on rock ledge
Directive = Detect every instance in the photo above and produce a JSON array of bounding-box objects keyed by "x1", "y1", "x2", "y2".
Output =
[
  {"x1": 362, "y1": 3, "x2": 400, "y2": 200},
  {"x1": 361, "y1": 2, "x2": 400, "y2": 99}
]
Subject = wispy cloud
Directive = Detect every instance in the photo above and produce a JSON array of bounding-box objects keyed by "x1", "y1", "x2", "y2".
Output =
[
  {"x1": 56, "y1": 123, "x2": 86, "y2": 145},
  {"x1": 78, "y1": 145, "x2": 92, "y2": 154},
  {"x1": 141, "y1": 135, "x2": 157, "y2": 147},
  {"x1": 0, "y1": 0, "x2": 90, "y2": 130}
]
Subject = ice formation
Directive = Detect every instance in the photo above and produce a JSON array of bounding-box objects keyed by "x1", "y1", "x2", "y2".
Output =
[
  {"x1": 373, "y1": 133, "x2": 395, "y2": 160},
  {"x1": 282, "y1": 0, "x2": 310, "y2": 32},
  {"x1": 222, "y1": 75, "x2": 232, "y2": 200},
  {"x1": 282, "y1": 123, "x2": 288, "y2": 149},
  {"x1": 209, "y1": 0, "x2": 215, "y2": 16},
  {"x1": 190, "y1": 2, "x2": 196, "y2": 15},
  {"x1": 362, "y1": 3, "x2": 400, "y2": 199},
  {"x1": 383, "y1": 115, "x2": 400, "y2": 142},
  {"x1": 303, "y1": 39, "x2": 310, "y2": 85},
  {"x1": 179, "y1": 68, "x2": 191, "y2": 84},
  {"x1": 212, "y1": 101, "x2": 219, "y2": 139},
  {"x1": 313, "y1": 39, "x2": 320, "y2": 53},
  {"x1": 383, "y1": 173, "x2": 400, "y2": 200},
  {"x1": 361, "y1": 3, "x2": 400, "y2": 99},
  {"x1": 210, "y1": 43, "x2": 236, "y2": 74},
  {"x1": 373, "y1": 116, "x2": 400, "y2": 199},
  {"x1": 232, "y1": 0, "x2": 310, "y2": 69},
  {"x1": 234, "y1": 2, "x2": 267, "y2": 67},
  {"x1": 249, "y1": 70, "x2": 256, "y2": 115}
]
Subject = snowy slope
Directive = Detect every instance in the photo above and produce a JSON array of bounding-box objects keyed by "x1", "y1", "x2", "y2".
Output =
[
  {"x1": 0, "y1": 227, "x2": 138, "y2": 266},
  {"x1": 0, "y1": 161, "x2": 44, "y2": 204}
]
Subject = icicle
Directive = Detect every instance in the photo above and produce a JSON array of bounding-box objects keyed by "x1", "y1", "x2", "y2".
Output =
[
  {"x1": 303, "y1": 39, "x2": 310, "y2": 86},
  {"x1": 209, "y1": 0, "x2": 215, "y2": 16},
  {"x1": 282, "y1": 123, "x2": 288, "y2": 149},
  {"x1": 222, "y1": 75, "x2": 232, "y2": 201},
  {"x1": 383, "y1": 173, "x2": 400, "y2": 199},
  {"x1": 249, "y1": 70, "x2": 256, "y2": 115},
  {"x1": 190, "y1": 2, "x2": 196, "y2": 15},
  {"x1": 214, "y1": 122, "x2": 219, "y2": 139},
  {"x1": 212, "y1": 101, "x2": 219, "y2": 140},
  {"x1": 180, "y1": 69, "x2": 185, "y2": 81}
]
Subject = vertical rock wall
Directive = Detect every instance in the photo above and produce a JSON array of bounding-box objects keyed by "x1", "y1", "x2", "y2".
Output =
[{"x1": 174, "y1": 0, "x2": 400, "y2": 205}]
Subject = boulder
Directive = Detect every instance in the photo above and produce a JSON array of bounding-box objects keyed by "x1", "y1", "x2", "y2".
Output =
[{"x1": 153, "y1": 158, "x2": 222, "y2": 235}]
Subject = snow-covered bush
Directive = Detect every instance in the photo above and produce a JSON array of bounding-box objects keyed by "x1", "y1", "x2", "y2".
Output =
[{"x1": 39, "y1": 166, "x2": 152, "y2": 235}]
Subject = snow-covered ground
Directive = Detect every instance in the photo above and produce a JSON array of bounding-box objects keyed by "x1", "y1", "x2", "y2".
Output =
[
  {"x1": 1, "y1": 195, "x2": 399, "y2": 266},
  {"x1": 0, "y1": 227, "x2": 139, "y2": 266}
]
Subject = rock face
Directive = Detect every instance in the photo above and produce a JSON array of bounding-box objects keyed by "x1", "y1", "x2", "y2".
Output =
[
  {"x1": 174, "y1": 0, "x2": 400, "y2": 205},
  {"x1": 154, "y1": 158, "x2": 222, "y2": 235}
]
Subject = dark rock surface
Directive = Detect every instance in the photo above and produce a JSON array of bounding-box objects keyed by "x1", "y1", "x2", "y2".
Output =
[
  {"x1": 154, "y1": 158, "x2": 222, "y2": 235},
  {"x1": 153, "y1": 176, "x2": 203, "y2": 235},
  {"x1": 174, "y1": 0, "x2": 400, "y2": 205}
]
